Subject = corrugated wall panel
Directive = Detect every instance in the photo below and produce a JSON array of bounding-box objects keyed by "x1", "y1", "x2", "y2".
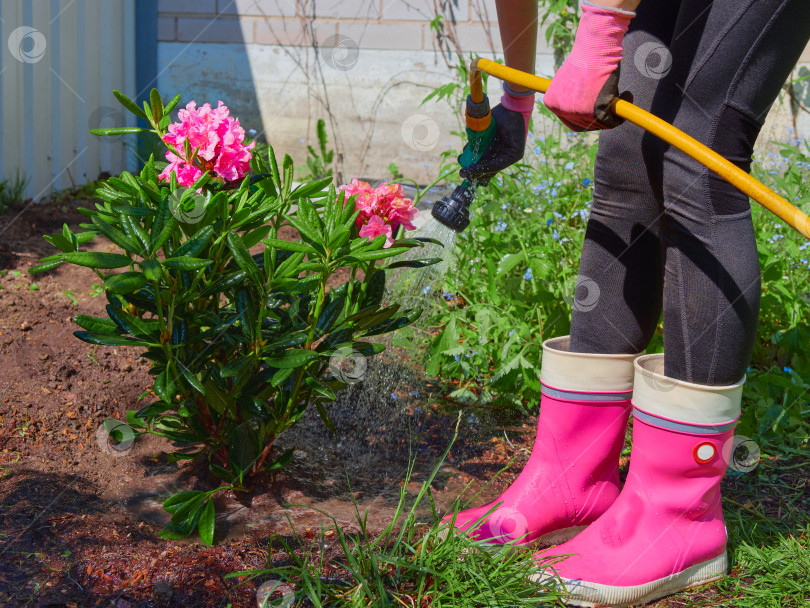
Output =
[{"x1": 0, "y1": 0, "x2": 136, "y2": 201}]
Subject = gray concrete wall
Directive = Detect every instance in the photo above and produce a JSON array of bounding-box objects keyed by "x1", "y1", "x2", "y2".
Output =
[{"x1": 155, "y1": 0, "x2": 810, "y2": 185}]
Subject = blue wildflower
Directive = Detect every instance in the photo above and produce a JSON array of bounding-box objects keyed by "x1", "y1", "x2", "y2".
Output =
[
  {"x1": 524, "y1": 267, "x2": 533, "y2": 280},
  {"x1": 784, "y1": 367, "x2": 793, "y2": 374},
  {"x1": 582, "y1": 177, "x2": 592, "y2": 187},
  {"x1": 390, "y1": 393, "x2": 398, "y2": 400},
  {"x1": 546, "y1": 218, "x2": 554, "y2": 226},
  {"x1": 564, "y1": 162, "x2": 574, "y2": 170},
  {"x1": 454, "y1": 354, "x2": 460, "y2": 362},
  {"x1": 508, "y1": 329, "x2": 515, "y2": 336},
  {"x1": 423, "y1": 285, "x2": 432, "y2": 294}
]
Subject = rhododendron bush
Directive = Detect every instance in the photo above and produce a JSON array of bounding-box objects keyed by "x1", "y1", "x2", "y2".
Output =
[{"x1": 30, "y1": 88, "x2": 439, "y2": 545}]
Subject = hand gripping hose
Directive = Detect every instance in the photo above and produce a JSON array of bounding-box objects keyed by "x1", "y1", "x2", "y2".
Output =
[
  {"x1": 472, "y1": 57, "x2": 810, "y2": 240},
  {"x1": 431, "y1": 69, "x2": 497, "y2": 232}
]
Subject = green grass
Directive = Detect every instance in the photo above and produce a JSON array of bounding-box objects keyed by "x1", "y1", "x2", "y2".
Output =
[{"x1": 228, "y1": 415, "x2": 565, "y2": 607}]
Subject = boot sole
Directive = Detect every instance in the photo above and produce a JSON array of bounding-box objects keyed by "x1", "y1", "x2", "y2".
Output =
[{"x1": 530, "y1": 552, "x2": 727, "y2": 607}]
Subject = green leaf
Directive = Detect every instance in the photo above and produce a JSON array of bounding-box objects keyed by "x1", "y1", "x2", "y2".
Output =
[
  {"x1": 315, "y1": 295, "x2": 346, "y2": 337},
  {"x1": 91, "y1": 215, "x2": 140, "y2": 252},
  {"x1": 29, "y1": 257, "x2": 64, "y2": 273},
  {"x1": 151, "y1": 195, "x2": 179, "y2": 252},
  {"x1": 43, "y1": 232, "x2": 74, "y2": 253},
  {"x1": 163, "y1": 490, "x2": 205, "y2": 514},
  {"x1": 73, "y1": 314, "x2": 120, "y2": 334},
  {"x1": 89, "y1": 126, "x2": 146, "y2": 136},
  {"x1": 162, "y1": 256, "x2": 211, "y2": 270},
  {"x1": 140, "y1": 258, "x2": 163, "y2": 282},
  {"x1": 386, "y1": 257, "x2": 443, "y2": 269},
  {"x1": 154, "y1": 368, "x2": 177, "y2": 402},
  {"x1": 121, "y1": 215, "x2": 151, "y2": 254},
  {"x1": 235, "y1": 287, "x2": 259, "y2": 340},
  {"x1": 73, "y1": 331, "x2": 145, "y2": 346},
  {"x1": 228, "y1": 420, "x2": 260, "y2": 477},
  {"x1": 164, "y1": 92, "x2": 182, "y2": 114},
  {"x1": 347, "y1": 246, "x2": 410, "y2": 262},
  {"x1": 150, "y1": 88, "x2": 163, "y2": 124},
  {"x1": 242, "y1": 224, "x2": 273, "y2": 249},
  {"x1": 263, "y1": 348, "x2": 320, "y2": 369},
  {"x1": 113, "y1": 90, "x2": 148, "y2": 120},
  {"x1": 496, "y1": 251, "x2": 526, "y2": 276},
  {"x1": 262, "y1": 238, "x2": 316, "y2": 254},
  {"x1": 220, "y1": 355, "x2": 255, "y2": 378},
  {"x1": 104, "y1": 271, "x2": 147, "y2": 294},
  {"x1": 174, "y1": 225, "x2": 214, "y2": 257},
  {"x1": 63, "y1": 252, "x2": 132, "y2": 269},
  {"x1": 198, "y1": 500, "x2": 215, "y2": 546},
  {"x1": 178, "y1": 363, "x2": 205, "y2": 394},
  {"x1": 226, "y1": 232, "x2": 261, "y2": 284},
  {"x1": 290, "y1": 176, "x2": 333, "y2": 200}
]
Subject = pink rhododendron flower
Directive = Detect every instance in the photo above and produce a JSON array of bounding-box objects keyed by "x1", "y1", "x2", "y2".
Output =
[
  {"x1": 337, "y1": 179, "x2": 418, "y2": 248},
  {"x1": 358, "y1": 215, "x2": 393, "y2": 243},
  {"x1": 158, "y1": 101, "x2": 255, "y2": 187}
]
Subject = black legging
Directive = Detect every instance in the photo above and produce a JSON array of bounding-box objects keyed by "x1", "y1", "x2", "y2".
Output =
[{"x1": 568, "y1": 0, "x2": 810, "y2": 386}]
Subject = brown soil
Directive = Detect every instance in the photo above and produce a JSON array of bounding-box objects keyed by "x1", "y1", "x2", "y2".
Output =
[{"x1": 0, "y1": 196, "x2": 807, "y2": 608}]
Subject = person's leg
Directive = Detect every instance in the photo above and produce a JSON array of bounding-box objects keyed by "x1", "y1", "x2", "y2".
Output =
[
  {"x1": 534, "y1": 5, "x2": 810, "y2": 604},
  {"x1": 568, "y1": 1, "x2": 682, "y2": 354},
  {"x1": 651, "y1": 0, "x2": 810, "y2": 384}
]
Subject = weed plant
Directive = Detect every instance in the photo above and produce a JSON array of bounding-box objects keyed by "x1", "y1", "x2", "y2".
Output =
[{"x1": 0, "y1": 170, "x2": 29, "y2": 214}]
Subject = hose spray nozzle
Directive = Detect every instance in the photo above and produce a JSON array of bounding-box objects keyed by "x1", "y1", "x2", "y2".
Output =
[
  {"x1": 431, "y1": 62, "x2": 497, "y2": 233},
  {"x1": 431, "y1": 183, "x2": 476, "y2": 232}
]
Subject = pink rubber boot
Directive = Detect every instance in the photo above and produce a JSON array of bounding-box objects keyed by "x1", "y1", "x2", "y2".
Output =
[
  {"x1": 441, "y1": 336, "x2": 639, "y2": 546},
  {"x1": 532, "y1": 353, "x2": 744, "y2": 606}
]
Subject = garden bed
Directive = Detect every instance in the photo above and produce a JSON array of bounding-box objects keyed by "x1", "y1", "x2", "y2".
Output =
[{"x1": 1, "y1": 196, "x2": 807, "y2": 607}]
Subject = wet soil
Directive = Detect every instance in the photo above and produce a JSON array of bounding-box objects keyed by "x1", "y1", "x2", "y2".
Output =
[{"x1": 0, "y1": 195, "x2": 807, "y2": 608}]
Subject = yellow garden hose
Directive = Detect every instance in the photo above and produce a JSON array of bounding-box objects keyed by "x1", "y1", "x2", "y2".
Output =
[{"x1": 472, "y1": 57, "x2": 810, "y2": 240}]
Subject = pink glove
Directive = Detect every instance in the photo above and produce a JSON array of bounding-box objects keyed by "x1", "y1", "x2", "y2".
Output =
[
  {"x1": 543, "y1": 0, "x2": 635, "y2": 131},
  {"x1": 501, "y1": 83, "x2": 535, "y2": 136}
]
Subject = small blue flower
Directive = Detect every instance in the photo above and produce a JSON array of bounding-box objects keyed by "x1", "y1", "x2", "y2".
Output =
[
  {"x1": 501, "y1": 203, "x2": 510, "y2": 210},
  {"x1": 248, "y1": 128, "x2": 257, "y2": 136},
  {"x1": 564, "y1": 162, "x2": 574, "y2": 171},
  {"x1": 423, "y1": 285, "x2": 432, "y2": 295},
  {"x1": 494, "y1": 220, "x2": 508, "y2": 232},
  {"x1": 524, "y1": 267, "x2": 533, "y2": 281},
  {"x1": 552, "y1": 229, "x2": 560, "y2": 241},
  {"x1": 582, "y1": 177, "x2": 592, "y2": 187},
  {"x1": 508, "y1": 329, "x2": 515, "y2": 336},
  {"x1": 546, "y1": 218, "x2": 554, "y2": 226},
  {"x1": 409, "y1": 390, "x2": 419, "y2": 396},
  {"x1": 784, "y1": 367, "x2": 793, "y2": 374},
  {"x1": 454, "y1": 354, "x2": 461, "y2": 362},
  {"x1": 390, "y1": 393, "x2": 398, "y2": 400}
]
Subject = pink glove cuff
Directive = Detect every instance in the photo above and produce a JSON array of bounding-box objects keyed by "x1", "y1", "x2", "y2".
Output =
[
  {"x1": 501, "y1": 91, "x2": 535, "y2": 135},
  {"x1": 568, "y1": 2, "x2": 632, "y2": 71}
]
